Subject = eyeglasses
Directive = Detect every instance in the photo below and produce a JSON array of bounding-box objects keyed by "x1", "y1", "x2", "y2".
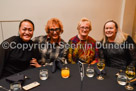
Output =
[
  {"x1": 49, "y1": 28, "x2": 60, "y2": 32},
  {"x1": 80, "y1": 27, "x2": 89, "y2": 30}
]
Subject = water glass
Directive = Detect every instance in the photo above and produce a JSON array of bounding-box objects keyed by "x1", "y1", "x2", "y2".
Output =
[
  {"x1": 39, "y1": 69, "x2": 48, "y2": 80},
  {"x1": 86, "y1": 65, "x2": 94, "y2": 78},
  {"x1": 10, "y1": 82, "x2": 21, "y2": 91},
  {"x1": 117, "y1": 71, "x2": 127, "y2": 86}
]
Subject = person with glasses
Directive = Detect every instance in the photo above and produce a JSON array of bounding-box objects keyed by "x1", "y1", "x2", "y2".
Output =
[
  {"x1": 0, "y1": 19, "x2": 40, "y2": 79},
  {"x1": 68, "y1": 17, "x2": 98, "y2": 64},
  {"x1": 31, "y1": 18, "x2": 67, "y2": 72}
]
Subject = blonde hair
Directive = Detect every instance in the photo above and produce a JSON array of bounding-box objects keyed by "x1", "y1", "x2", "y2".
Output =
[
  {"x1": 45, "y1": 18, "x2": 63, "y2": 34},
  {"x1": 77, "y1": 17, "x2": 92, "y2": 31},
  {"x1": 102, "y1": 20, "x2": 128, "y2": 44}
]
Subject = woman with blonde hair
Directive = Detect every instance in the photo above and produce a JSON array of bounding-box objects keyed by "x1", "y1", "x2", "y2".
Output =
[{"x1": 99, "y1": 20, "x2": 136, "y2": 70}]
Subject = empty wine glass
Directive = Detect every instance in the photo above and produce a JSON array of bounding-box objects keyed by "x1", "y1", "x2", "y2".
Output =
[
  {"x1": 97, "y1": 59, "x2": 105, "y2": 80},
  {"x1": 125, "y1": 66, "x2": 135, "y2": 90}
]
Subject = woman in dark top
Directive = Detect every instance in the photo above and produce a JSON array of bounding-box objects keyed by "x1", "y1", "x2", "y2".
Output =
[
  {"x1": 0, "y1": 19, "x2": 40, "y2": 79},
  {"x1": 99, "y1": 20, "x2": 136, "y2": 70}
]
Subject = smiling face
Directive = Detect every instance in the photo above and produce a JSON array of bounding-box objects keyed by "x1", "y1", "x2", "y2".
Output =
[
  {"x1": 19, "y1": 21, "x2": 34, "y2": 42},
  {"x1": 48, "y1": 24, "x2": 61, "y2": 41},
  {"x1": 104, "y1": 22, "x2": 117, "y2": 40},
  {"x1": 78, "y1": 21, "x2": 90, "y2": 38}
]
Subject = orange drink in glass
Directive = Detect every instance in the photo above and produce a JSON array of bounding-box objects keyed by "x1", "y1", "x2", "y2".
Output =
[{"x1": 61, "y1": 67, "x2": 70, "y2": 78}]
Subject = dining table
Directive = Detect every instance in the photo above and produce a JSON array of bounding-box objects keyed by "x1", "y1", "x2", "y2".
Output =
[
  {"x1": 0, "y1": 64, "x2": 81, "y2": 91},
  {"x1": 0, "y1": 64, "x2": 136, "y2": 91},
  {"x1": 82, "y1": 64, "x2": 136, "y2": 91}
]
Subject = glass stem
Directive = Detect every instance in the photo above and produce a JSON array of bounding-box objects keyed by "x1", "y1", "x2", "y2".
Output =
[
  {"x1": 128, "y1": 81, "x2": 131, "y2": 86},
  {"x1": 100, "y1": 71, "x2": 102, "y2": 77}
]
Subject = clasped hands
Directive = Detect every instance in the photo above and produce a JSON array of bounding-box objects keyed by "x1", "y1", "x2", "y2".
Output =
[{"x1": 30, "y1": 58, "x2": 41, "y2": 68}]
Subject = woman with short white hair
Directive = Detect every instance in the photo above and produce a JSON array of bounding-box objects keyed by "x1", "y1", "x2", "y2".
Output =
[{"x1": 68, "y1": 17, "x2": 98, "y2": 64}]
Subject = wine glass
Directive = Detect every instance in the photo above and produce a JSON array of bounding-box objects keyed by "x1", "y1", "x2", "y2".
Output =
[
  {"x1": 97, "y1": 59, "x2": 105, "y2": 80},
  {"x1": 125, "y1": 66, "x2": 135, "y2": 90}
]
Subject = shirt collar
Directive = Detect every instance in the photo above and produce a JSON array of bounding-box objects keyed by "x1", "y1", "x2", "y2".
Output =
[{"x1": 47, "y1": 35, "x2": 62, "y2": 45}]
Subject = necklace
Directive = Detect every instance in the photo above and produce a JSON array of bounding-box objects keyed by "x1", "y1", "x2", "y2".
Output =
[{"x1": 80, "y1": 40, "x2": 88, "y2": 62}]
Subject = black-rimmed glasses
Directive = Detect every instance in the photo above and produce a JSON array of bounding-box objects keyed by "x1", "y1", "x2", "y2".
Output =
[{"x1": 49, "y1": 28, "x2": 60, "y2": 32}]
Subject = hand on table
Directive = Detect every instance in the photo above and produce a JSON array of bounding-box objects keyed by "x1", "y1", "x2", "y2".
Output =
[{"x1": 30, "y1": 58, "x2": 41, "y2": 68}]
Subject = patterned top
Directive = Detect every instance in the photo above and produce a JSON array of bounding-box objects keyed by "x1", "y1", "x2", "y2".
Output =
[
  {"x1": 68, "y1": 35, "x2": 98, "y2": 64},
  {"x1": 33, "y1": 35, "x2": 67, "y2": 65}
]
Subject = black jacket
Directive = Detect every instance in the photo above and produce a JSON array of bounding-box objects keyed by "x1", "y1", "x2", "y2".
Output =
[
  {"x1": 0, "y1": 36, "x2": 41, "y2": 79},
  {"x1": 99, "y1": 36, "x2": 136, "y2": 70}
]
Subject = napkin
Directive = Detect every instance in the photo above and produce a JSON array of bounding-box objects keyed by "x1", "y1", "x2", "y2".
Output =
[
  {"x1": 52, "y1": 59, "x2": 64, "y2": 73},
  {"x1": 94, "y1": 63, "x2": 106, "y2": 75},
  {"x1": 6, "y1": 74, "x2": 25, "y2": 84}
]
